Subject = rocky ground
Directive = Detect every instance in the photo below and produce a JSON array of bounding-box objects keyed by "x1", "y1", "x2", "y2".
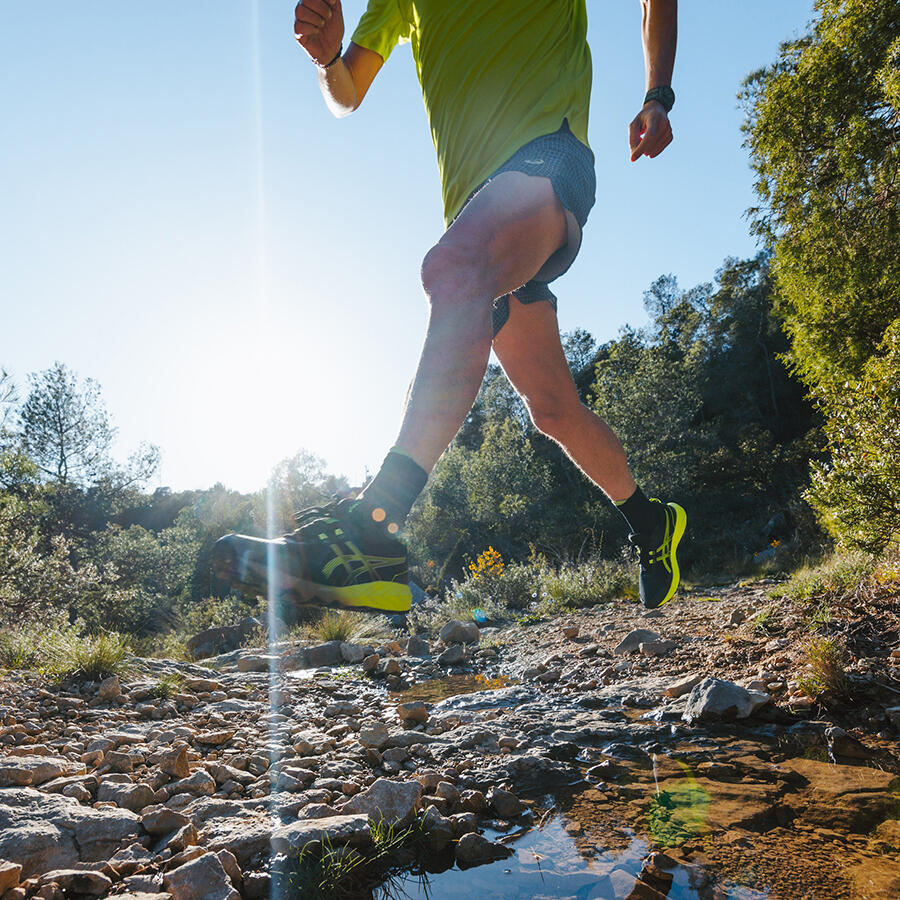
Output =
[{"x1": 1, "y1": 579, "x2": 899, "y2": 899}]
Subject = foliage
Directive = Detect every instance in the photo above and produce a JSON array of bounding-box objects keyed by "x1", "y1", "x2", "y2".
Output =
[
  {"x1": 798, "y1": 635, "x2": 851, "y2": 699},
  {"x1": 769, "y1": 548, "x2": 876, "y2": 603},
  {"x1": 301, "y1": 609, "x2": 392, "y2": 645},
  {"x1": 468, "y1": 546, "x2": 504, "y2": 580},
  {"x1": 17, "y1": 362, "x2": 159, "y2": 489},
  {"x1": 742, "y1": 0, "x2": 900, "y2": 549}
]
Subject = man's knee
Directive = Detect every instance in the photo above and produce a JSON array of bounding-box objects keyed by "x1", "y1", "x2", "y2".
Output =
[
  {"x1": 420, "y1": 240, "x2": 495, "y2": 306},
  {"x1": 528, "y1": 396, "x2": 583, "y2": 438}
]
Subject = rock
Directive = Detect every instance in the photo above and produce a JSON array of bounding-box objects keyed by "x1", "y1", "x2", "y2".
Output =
[
  {"x1": 339, "y1": 642, "x2": 366, "y2": 664},
  {"x1": 159, "y1": 747, "x2": 190, "y2": 779},
  {"x1": 405, "y1": 636, "x2": 430, "y2": 657},
  {"x1": 169, "y1": 770, "x2": 217, "y2": 797},
  {"x1": 163, "y1": 852, "x2": 240, "y2": 900},
  {"x1": 614, "y1": 629, "x2": 662, "y2": 655},
  {"x1": 421, "y1": 805, "x2": 453, "y2": 849},
  {"x1": 195, "y1": 730, "x2": 235, "y2": 746},
  {"x1": 103, "y1": 750, "x2": 134, "y2": 773},
  {"x1": 186, "y1": 621, "x2": 259, "y2": 661},
  {"x1": 270, "y1": 815, "x2": 371, "y2": 856},
  {"x1": 359, "y1": 719, "x2": 390, "y2": 750},
  {"x1": 438, "y1": 621, "x2": 480, "y2": 644},
  {"x1": 664, "y1": 674, "x2": 704, "y2": 699},
  {"x1": 183, "y1": 678, "x2": 222, "y2": 693},
  {"x1": 342, "y1": 778, "x2": 422, "y2": 823},
  {"x1": 729, "y1": 608, "x2": 747, "y2": 626},
  {"x1": 826, "y1": 726, "x2": 872, "y2": 760},
  {"x1": 438, "y1": 645, "x2": 467, "y2": 666},
  {"x1": 39, "y1": 870, "x2": 111, "y2": 897},
  {"x1": 362, "y1": 653, "x2": 380, "y2": 673},
  {"x1": 236, "y1": 655, "x2": 277, "y2": 673},
  {"x1": 0, "y1": 757, "x2": 77, "y2": 786},
  {"x1": 455, "y1": 832, "x2": 513, "y2": 865},
  {"x1": 487, "y1": 787, "x2": 522, "y2": 818},
  {"x1": 96, "y1": 676, "x2": 122, "y2": 702},
  {"x1": 397, "y1": 701, "x2": 429, "y2": 724},
  {"x1": 562, "y1": 626, "x2": 579, "y2": 639},
  {"x1": 0, "y1": 861, "x2": 22, "y2": 895},
  {"x1": 682, "y1": 678, "x2": 771, "y2": 724},
  {"x1": 97, "y1": 780, "x2": 155, "y2": 811},
  {"x1": 0, "y1": 788, "x2": 141, "y2": 877},
  {"x1": 306, "y1": 641, "x2": 344, "y2": 668},
  {"x1": 216, "y1": 850, "x2": 241, "y2": 888},
  {"x1": 639, "y1": 639, "x2": 678, "y2": 657},
  {"x1": 201, "y1": 819, "x2": 273, "y2": 868},
  {"x1": 884, "y1": 706, "x2": 900, "y2": 728}
]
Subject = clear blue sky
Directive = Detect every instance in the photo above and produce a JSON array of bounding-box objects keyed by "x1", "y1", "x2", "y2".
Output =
[{"x1": 1, "y1": 1, "x2": 815, "y2": 494}]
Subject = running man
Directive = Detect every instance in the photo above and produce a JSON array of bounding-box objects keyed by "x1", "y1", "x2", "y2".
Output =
[{"x1": 214, "y1": 0, "x2": 686, "y2": 612}]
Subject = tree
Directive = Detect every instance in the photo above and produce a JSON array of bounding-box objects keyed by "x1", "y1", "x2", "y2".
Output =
[{"x1": 742, "y1": 0, "x2": 900, "y2": 548}]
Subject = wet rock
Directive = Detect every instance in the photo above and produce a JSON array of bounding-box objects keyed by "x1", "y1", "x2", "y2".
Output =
[
  {"x1": 438, "y1": 645, "x2": 467, "y2": 666},
  {"x1": 614, "y1": 630, "x2": 662, "y2": 656},
  {"x1": 341, "y1": 778, "x2": 422, "y2": 823},
  {"x1": 455, "y1": 832, "x2": 513, "y2": 866},
  {"x1": 487, "y1": 786, "x2": 522, "y2": 818},
  {"x1": 682, "y1": 678, "x2": 770, "y2": 723},
  {"x1": 438, "y1": 621, "x2": 480, "y2": 645},
  {"x1": 270, "y1": 815, "x2": 371, "y2": 856},
  {"x1": 39, "y1": 870, "x2": 111, "y2": 897},
  {"x1": 826, "y1": 726, "x2": 872, "y2": 760},
  {"x1": 421, "y1": 805, "x2": 453, "y2": 849},
  {"x1": 163, "y1": 851, "x2": 240, "y2": 900},
  {"x1": 306, "y1": 641, "x2": 344, "y2": 668}
]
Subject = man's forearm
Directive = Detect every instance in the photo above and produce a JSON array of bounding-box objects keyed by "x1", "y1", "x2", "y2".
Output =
[
  {"x1": 641, "y1": 0, "x2": 677, "y2": 90},
  {"x1": 318, "y1": 57, "x2": 358, "y2": 118}
]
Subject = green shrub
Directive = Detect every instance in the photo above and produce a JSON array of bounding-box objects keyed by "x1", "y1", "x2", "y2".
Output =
[
  {"x1": 534, "y1": 554, "x2": 636, "y2": 609},
  {"x1": 769, "y1": 549, "x2": 876, "y2": 603},
  {"x1": 45, "y1": 630, "x2": 133, "y2": 683}
]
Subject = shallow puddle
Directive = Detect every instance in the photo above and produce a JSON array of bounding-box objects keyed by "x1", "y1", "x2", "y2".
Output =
[{"x1": 389, "y1": 673, "x2": 518, "y2": 703}]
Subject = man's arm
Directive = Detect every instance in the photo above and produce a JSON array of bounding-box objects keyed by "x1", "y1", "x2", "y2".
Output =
[
  {"x1": 294, "y1": 0, "x2": 383, "y2": 118},
  {"x1": 628, "y1": 0, "x2": 677, "y2": 161}
]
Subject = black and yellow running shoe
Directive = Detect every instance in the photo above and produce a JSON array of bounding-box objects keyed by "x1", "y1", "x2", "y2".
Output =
[
  {"x1": 211, "y1": 499, "x2": 412, "y2": 613},
  {"x1": 629, "y1": 499, "x2": 687, "y2": 609}
]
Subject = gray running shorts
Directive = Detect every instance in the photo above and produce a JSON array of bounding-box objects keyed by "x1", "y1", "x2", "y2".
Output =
[{"x1": 454, "y1": 118, "x2": 597, "y2": 335}]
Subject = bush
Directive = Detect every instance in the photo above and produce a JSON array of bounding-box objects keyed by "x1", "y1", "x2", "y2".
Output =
[
  {"x1": 300, "y1": 610, "x2": 392, "y2": 645},
  {"x1": 798, "y1": 636, "x2": 851, "y2": 699},
  {"x1": 769, "y1": 549, "x2": 876, "y2": 603}
]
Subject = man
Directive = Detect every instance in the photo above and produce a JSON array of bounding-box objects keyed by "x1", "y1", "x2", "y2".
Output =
[{"x1": 214, "y1": 0, "x2": 685, "y2": 612}]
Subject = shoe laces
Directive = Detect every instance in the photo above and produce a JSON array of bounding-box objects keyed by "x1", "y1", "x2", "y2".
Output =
[
  {"x1": 291, "y1": 499, "x2": 345, "y2": 537},
  {"x1": 629, "y1": 507, "x2": 674, "y2": 572}
]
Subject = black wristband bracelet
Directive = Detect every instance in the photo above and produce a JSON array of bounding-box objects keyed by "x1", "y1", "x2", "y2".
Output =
[
  {"x1": 644, "y1": 85, "x2": 675, "y2": 113},
  {"x1": 318, "y1": 44, "x2": 343, "y2": 69}
]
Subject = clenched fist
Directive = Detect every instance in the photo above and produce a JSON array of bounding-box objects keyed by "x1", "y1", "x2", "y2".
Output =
[{"x1": 294, "y1": 0, "x2": 344, "y2": 67}]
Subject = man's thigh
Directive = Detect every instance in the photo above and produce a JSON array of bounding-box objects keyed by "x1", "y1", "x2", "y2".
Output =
[{"x1": 437, "y1": 171, "x2": 568, "y2": 300}]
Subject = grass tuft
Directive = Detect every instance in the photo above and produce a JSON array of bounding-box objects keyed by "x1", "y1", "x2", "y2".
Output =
[
  {"x1": 300, "y1": 610, "x2": 393, "y2": 645},
  {"x1": 798, "y1": 636, "x2": 851, "y2": 699},
  {"x1": 769, "y1": 548, "x2": 876, "y2": 604}
]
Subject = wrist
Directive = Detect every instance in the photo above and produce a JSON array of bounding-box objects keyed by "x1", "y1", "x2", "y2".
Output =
[
  {"x1": 644, "y1": 85, "x2": 675, "y2": 113},
  {"x1": 315, "y1": 43, "x2": 343, "y2": 70}
]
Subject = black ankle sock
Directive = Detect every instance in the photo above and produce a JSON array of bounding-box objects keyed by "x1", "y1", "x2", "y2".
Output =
[
  {"x1": 354, "y1": 449, "x2": 428, "y2": 537},
  {"x1": 615, "y1": 487, "x2": 664, "y2": 537}
]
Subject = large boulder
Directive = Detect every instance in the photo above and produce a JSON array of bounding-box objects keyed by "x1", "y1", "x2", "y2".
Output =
[
  {"x1": 682, "y1": 678, "x2": 770, "y2": 723},
  {"x1": 341, "y1": 778, "x2": 421, "y2": 824},
  {"x1": 270, "y1": 815, "x2": 371, "y2": 856},
  {"x1": 186, "y1": 619, "x2": 261, "y2": 661},
  {"x1": 0, "y1": 788, "x2": 141, "y2": 877},
  {"x1": 438, "y1": 621, "x2": 480, "y2": 645},
  {"x1": 163, "y1": 852, "x2": 239, "y2": 900}
]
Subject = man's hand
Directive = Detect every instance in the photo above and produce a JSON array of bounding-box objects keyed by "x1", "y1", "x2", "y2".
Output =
[
  {"x1": 628, "y1": 100, "x2": 673, "y2": 161},
  {"x1": 294, "y1": 0, "x2": 344, "y2": 66}
]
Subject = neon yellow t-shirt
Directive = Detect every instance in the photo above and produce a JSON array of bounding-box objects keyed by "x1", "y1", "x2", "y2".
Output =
[{"x1": 351, "y1": 0, "x2": 592, "y2": 225}]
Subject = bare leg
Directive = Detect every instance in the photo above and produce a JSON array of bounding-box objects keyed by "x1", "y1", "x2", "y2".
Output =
[
  {"x1": 492, "y1": 295, "x2": 637, "y2": 503},
  {"x1": 395, "y1": 172, "x2": 568, "y2": 473}
]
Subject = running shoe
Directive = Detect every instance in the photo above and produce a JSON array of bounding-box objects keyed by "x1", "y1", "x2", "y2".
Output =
[
  {"x1": 211, "y1": 499, "x2": 412, "y2": 612},
  {"x1": 629, "y1": 500, "x2": 687, "y2": 609}
]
